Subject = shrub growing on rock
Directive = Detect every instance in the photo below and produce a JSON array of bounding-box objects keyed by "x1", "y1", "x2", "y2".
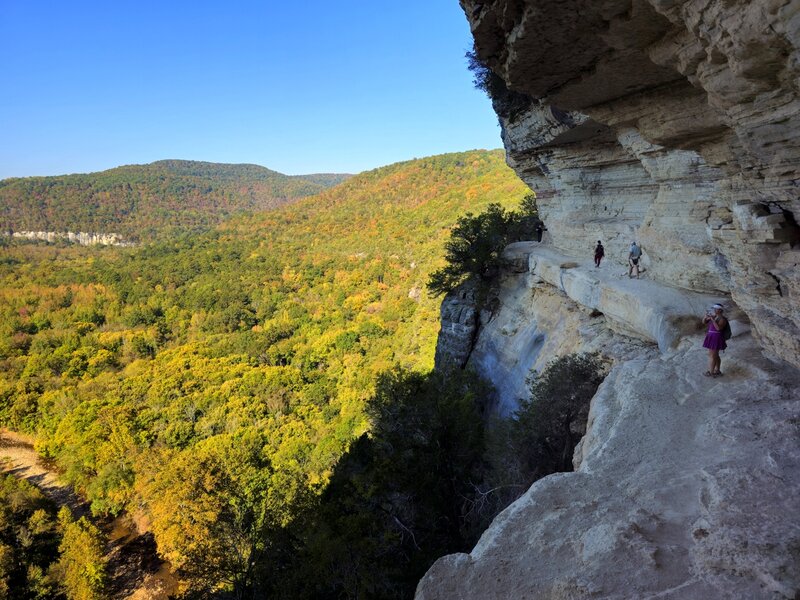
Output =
[
  {"x1": 466, "y1": 49, "x2": 533, "y2": 121},
  {"x1": 427, "y1": 197, "x2": 540, "y2": 301},
  {"x1": 488, "y1": 353, "x2": 607, "y2": 503}
]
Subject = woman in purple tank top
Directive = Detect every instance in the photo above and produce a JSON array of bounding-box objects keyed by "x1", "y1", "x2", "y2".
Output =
[{"x1": 702, "y1": 303, "x2": 727, "y2": 377}]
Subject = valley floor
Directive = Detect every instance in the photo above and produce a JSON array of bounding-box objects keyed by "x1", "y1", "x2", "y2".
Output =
[{"x1": 0, "y1": 430, "x2": 177, "y2": 600}]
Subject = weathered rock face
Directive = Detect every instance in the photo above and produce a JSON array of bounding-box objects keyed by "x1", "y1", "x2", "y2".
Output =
[
  {"x1": 420, "y1": 2, "x2": 800, "y2": 598},
  {"x1": 7, "y1": 230, "x2": 132, "y2": 246},
  {"x1": 435, "y1": 241, "x2": 748, "y2": 414},
  {"x1": 422, "y1": 248, "x2": 800, "y2": 599},
  {"x1": 434, "y1": 282, "x2": 480, "y2": 369},
  {"x1": 461, "y1": 0, "x2": 800, "y2": 368},
  {"x1": 435, "y1": 242, "x2": 658, "y2": 414}
]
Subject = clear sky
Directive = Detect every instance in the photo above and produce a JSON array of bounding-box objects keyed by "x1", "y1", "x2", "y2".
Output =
[{"x1": 0, "y1": 1, "x2": 503, "y2": 179}]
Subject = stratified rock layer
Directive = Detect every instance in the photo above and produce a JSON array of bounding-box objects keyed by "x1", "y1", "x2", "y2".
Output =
[
  {"x1": 420, "y1": 253, "x2": 800, "y2": 599},
  {"x1": 421, "y1": 2, "x2": 800, "y2": 597},
  {"x1": 462, "y1": 0, "x2": 800, "y2": 368},
  {"x1": 7, "y1": 231, "x2": 131, "y2": 246}
]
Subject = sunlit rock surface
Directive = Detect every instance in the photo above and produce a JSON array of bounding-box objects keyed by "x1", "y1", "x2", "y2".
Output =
[
  {"x1": 423, "y1": 256, "x2": 800, "y2": 599},
  {"x1": 421, "y1": 1, "x2": 800, "y2": 597},
  {"x1": 420, "y1": 330, "x2": 800, "y2": 599},
  {"x1": 8, "y1": 230, "x2": 131, "y2": 246},
  {"x1": 461, "y1": 0, "x2": 800, "y2": 368}
]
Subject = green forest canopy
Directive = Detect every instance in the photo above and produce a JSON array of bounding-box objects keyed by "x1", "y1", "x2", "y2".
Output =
[{"x1": 0, "y1": 150, "x2": 532, "y2": 595}]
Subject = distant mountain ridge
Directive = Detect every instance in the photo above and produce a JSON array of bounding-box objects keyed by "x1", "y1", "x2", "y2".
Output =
[{"x1": 0, "y1": 160, "x2": 352, "y2": 241}]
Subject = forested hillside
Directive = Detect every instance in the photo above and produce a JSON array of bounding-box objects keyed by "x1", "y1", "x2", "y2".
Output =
[
  {"x1": 0, "y1": 160, "x2": 350, "y2": 241},
  {"x1": 0, "y1": 150, "x2": 531, "y2": 597}
]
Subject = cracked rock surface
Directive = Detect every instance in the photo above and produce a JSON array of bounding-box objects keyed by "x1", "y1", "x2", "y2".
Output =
[
  {"x1": 420, "y1": 3, "x2": 800, "y2": 596},
  {"x1": 461, "y1": 0, "x2": 800, "y2": 368}
]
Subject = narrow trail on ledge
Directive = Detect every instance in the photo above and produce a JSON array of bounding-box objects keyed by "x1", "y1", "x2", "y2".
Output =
[
  {"x1": 421, "y1": 330, "x2": 800, "y2": 598},
  {"x1": 419, "y1": 244, "x2": 800, "y2": 599}
]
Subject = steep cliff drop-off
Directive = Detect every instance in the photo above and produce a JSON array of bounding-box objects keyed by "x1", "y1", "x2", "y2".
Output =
[{"x1": 419, "y1": 1, "x2": 800, "y2": 598}]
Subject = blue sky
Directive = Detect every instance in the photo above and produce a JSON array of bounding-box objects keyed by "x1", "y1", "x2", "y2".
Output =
[{"x1": 0, "y1": 1, "x2": 502, "y2": 179}]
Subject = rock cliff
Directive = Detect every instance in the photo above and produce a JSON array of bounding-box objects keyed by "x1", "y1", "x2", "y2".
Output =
[
  {"x1": 418, "y1": 1, "x2": 800, "y2": 598},
  {"x1": 7, "y1": 231, "x2": 132, "y2": 246},
  {"x1": 462, "y1": 0, "x2": 800, "y2": 368},
  {"x1": 424, "y1": 244, "x2": 799, "y2": 598}
]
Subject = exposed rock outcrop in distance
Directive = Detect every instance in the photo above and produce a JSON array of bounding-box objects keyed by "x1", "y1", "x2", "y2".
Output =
[
  {"x1": 461, "y1": 0, "x2": 800, "y2": 369},
  {"x1": 419, "y1": 1, "x2": 800, "y2": 598},
  {"x1": 6, "y1": 230, "x2": 133, "y2": 246}
]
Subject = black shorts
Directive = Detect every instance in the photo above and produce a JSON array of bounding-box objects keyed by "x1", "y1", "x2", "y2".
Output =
[{"x1": 630, "y1": 257, "x2": 640, "y2": 265}]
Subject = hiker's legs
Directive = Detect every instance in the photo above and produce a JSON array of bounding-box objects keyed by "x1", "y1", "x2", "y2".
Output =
[
  {"x1": 713, "y1": 352, "x2": 722, "y2": 374},
  {"x1": 707, "y1": 350, "x2": 716, "y2": 374}
]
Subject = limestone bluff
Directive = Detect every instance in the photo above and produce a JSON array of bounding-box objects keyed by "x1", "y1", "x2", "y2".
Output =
[
  {"x1": 418, "y1": 1, "x2": 800, "y2": 599},
  {"x1": 466, "y1": 0, "x2": 799, "y2": 367},
  {"x1": 7, "y1": 231, "x2": 132, "y2": 246}
]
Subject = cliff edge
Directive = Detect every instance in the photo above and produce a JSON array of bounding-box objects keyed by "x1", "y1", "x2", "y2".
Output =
[
  {"x1": 422, "y1": 247, "x2": 800, "y2": 598},
  {"x1": 418, "y1": 1, "x2": 800, "y2": 597}
]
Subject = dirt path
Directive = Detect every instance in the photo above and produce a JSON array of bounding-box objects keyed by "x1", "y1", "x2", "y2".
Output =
[
  {"x1": 0, "y1": 429, "x2": 178, "y2": 600},
  {"x1": 0, "y1": 429, "x2": 90, "y2": 517}
]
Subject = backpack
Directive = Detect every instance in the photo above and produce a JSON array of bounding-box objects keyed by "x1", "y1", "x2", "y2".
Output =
[{"x1": 722, "y1": 321, "x2": 732, "y2": 341}]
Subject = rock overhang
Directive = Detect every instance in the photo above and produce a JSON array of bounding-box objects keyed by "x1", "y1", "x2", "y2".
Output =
[
  {"x1": 503, "y1": 241, "x2": 747, "y2": 352},
  {"x1": 419, "y1": 3, "x2": 800, "y2": 597},
  {"x1": 462, "y1": 0, "x2": 800, "y2": 367}
]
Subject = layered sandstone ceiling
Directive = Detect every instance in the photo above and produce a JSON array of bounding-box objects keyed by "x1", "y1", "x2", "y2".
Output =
[{"x1": 462, "y1": 0, "x2": 800, "y2": 367}]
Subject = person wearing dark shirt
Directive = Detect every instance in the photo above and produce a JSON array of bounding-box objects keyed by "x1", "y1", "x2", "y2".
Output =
[{"x1": 594, "y1": 241, "x2": 605, "y2": 267}]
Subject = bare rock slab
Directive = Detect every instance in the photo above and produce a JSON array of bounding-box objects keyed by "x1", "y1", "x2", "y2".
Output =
[{"x1": 417, "y1": 338, "x2": 800, "y2": 599}]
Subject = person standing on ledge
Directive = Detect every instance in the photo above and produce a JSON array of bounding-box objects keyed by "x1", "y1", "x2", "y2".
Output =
[
  {"x1": 702, "y1": 303, "x2": 728, "y2": 377},
  {"x1": 628, "y1": 241, "x2": 642, "y2": 278},
  {"x1": 594, "y1": 240, "x2": 605, "y2": 267}
]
